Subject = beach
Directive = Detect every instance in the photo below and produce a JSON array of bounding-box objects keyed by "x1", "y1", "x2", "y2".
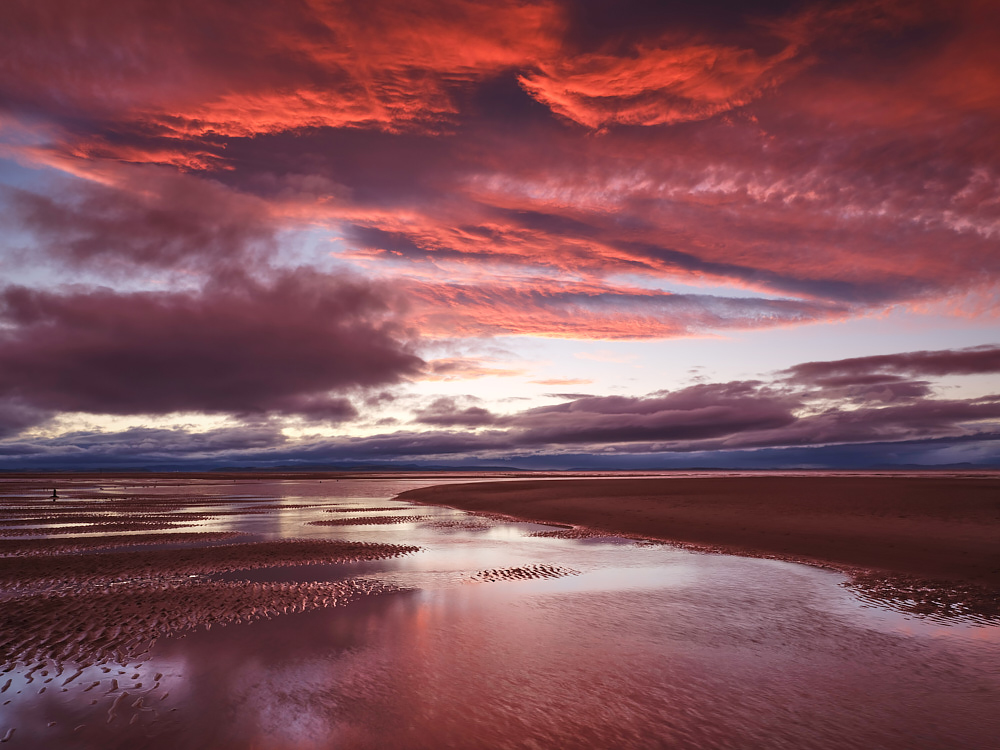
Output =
[
  {"x1": 399, "y1": 474, "x2": 1000, "y2": 586},
  {"x1": 1, "y1": 474, "x2": 999, "y2": 748}
]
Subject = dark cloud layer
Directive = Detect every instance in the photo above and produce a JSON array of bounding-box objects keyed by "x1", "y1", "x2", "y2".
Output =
[
  {"x1": 413, "y1": 397, "x2": 497, "y2": 427},
  {"x1": 785, "y1": 346, "x2": 1000, "y2": 384},
  {"x1": 0, "y1": 270, "x2": 422, "y2": 421},
  {"x1": 1, "y1": 345, "x2": 998, "y2": 469},
  {"x1": 499, "y1": 385, "x2": 799, "y2": 445}
]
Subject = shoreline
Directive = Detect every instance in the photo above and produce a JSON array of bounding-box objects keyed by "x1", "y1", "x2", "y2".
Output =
[{"x1": 398, "y1": 475, "x2": 1000, "y2": 589}]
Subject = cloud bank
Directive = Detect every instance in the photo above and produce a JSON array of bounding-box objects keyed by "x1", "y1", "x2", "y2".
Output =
[
  {"x1": 0, "y1": 270, "x2": 422, "y2": 428},
  {"x1": 2, "y1": 346, "x2": 998, "y2": 469}
]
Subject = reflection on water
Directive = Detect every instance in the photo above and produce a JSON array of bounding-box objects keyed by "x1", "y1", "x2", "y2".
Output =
[{"x1": 1, "y1": 476, "x2": 998, "y2": 749}]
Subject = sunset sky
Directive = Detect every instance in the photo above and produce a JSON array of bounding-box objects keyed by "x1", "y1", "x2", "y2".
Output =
[{"x1": 0, "y1": 0, "x2": 998, "y2": 469}]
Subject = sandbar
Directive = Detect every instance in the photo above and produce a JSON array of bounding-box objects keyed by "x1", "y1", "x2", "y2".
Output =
[{"x1": 399, "y1": 474, "x2": 1000, "y2": 586}]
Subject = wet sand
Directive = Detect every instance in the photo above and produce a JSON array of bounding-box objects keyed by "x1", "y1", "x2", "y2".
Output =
[
  {"x1": 1, "y1": 474, "x2": 998, "y2": 748},
  {"x1": 0, "y1": 479, "x2": 423, "y2": 670},
  {"x1": 308, "y1": 515, "x2": 427, "y2": 527},
  {"x1": 399, "y1": 474, "x2": 1000, "y2": 586},
  {"x1": 0, "y1": 531, "x2": 244, "y2": 557},
  {"x1": 1, "y1": 578, "x2": 402, "y2": 666},
  {"x1": 0, "y1": 539, "x2": 419, "y2": 591}
]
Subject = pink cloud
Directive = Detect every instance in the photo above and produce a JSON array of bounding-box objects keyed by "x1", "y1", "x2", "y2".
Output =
[
  {"x1": 0, "y1": 0, "x2": 564, "y2": 140},
  {"x1": 419, "y1": 358, "x2": 525, "y2": 381},
  {"x1": 518, "y1": 37, "x2": 801, "y2": 130}
]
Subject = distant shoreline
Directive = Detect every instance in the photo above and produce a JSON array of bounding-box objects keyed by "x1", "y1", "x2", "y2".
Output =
[{"x1": 398, "y1": 475, "x2": 1000, "y2": 587}]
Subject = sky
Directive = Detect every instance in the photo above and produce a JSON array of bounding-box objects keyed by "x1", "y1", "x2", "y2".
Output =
[{"x1": 0, "y1": 0, "x2": 998, "y2": 470}]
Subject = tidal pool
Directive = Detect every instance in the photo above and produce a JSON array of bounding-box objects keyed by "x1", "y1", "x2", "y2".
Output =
[{"x1": 1, "y1": 476, "x2": 998, "y2": 749}]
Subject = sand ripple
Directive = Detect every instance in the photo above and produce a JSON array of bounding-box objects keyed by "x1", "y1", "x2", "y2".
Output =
[
  {"x1": 309, "y1": 515, "x2": 426, "y2": 527},
  {"x1": 0, "y1": 539, "x2": 419, "y2": 591},
  {"x1": 472, "y1": 564, "x2": 580, "y2": 583},
  {"x1": 846, "y1": 571, "x2": 1000, "y2": 624},
  {"x1": 323, "y1": 506, "x2": 407, "y2": 513},
  {"x1": 0, "y1": 522, "x2": 183, "y2": 537},
  {"x1": 0, "y1": 532, "x2": 244, "y2": 557},
  {"x1": 421, "y1": 519, "x2": 496, "y2": 530},
  {"x1": 526, "y1": 527, "x2": 615, "y2": 539},
  {"x1": 0, "y1": 578, "x2": 404, "y2": 666},
  {"x1": 1, "y1": 513, "x2": 191, "y2": 526}
]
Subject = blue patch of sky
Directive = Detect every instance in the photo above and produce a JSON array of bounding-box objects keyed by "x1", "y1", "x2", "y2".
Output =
[
  {"x1": 0, "y1": 157, "x2": 60, "y2": 192},
  {"x1": 271, "y1": 226, "x2": 345, "y2": 272}
]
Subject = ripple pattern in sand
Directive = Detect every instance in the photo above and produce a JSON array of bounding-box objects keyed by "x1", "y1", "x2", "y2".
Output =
[
  {"x1": 0, "y1": 579, "x2": 404, "y2": 667},
  {"x1": 0, "y1": 531, "x2": 245, "y2": 557},
  {"x1": 471, "y1": 564, "x2": 581, "y2": 583},
  {"x1": 421, "y1": 519, "x2": 496, "y2": 531},
  {"x1": 526, "y1": 527, "x2": 614, "y2": 539},
  {"x1": 0, "y1": 522, "x2": 185, "y2": 537},
  {"x1": 309, "y1": 515, "x2": 426, "y2": 527},
  {"x1": 322, "y1": 506, "x2": 407, "y2": 513},
  {"x1": 0, "y1": 539, "x2": 420, "y2": 591},
  {"x1": 846, "y1": 571, "x2": 1000, "y2": 624}
]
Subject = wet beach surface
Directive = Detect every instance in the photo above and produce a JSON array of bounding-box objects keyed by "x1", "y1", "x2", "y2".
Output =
[{"x1": 1, "y1": 474, "x2": 998, "y2": 749}]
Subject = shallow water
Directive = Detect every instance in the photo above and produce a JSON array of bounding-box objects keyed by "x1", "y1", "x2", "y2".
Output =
[{"x1": 2, "y1": 477, "x2": 998, "y2": 749}]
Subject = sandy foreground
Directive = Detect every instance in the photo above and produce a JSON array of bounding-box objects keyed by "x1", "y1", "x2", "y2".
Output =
[
  {"x1": 0, "y1": 480, "x2": 424, "y2": 669},
  {"x1": 399, "y1": 475, "x2": 1000, "y2": 587}
]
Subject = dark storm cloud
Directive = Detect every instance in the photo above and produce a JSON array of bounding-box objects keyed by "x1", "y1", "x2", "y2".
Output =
[
  {"x1": 0, "y1": 398, "x2": 53, "y2": 439},
  {"x1": 0, "y1": 422, "x2": 293, "y2": 468},
  {"x1": 0, "y1": 270, "x2": 422, "y2": 418},
  {"x1": 501, "y1": 383, "x2": 1000, "y2": 456},
  {"x1": 44, "y1": 422, "x2": 288, "y2": 457},
  {"x1": 676, "y1": 396, "x2": 1000, "y2": 453},
  {"x1": 806, "y1": 376, "x2": 934, "y2": 404},
  {"x1": 3, "y1": 396, "x2": 999, "y2": 469},
  {"x1": 4, "y1": 428, "x2": 997, "y2": 470},
  {"x1": 497, "y1": 384, "x2": 798, "y2": 445}
]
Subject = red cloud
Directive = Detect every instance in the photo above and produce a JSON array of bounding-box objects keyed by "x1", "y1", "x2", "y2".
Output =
[
  {"x1": 0, "y1": 0, "x2": 564, "y2": 139},
  {"x1": 1, "y1": 0, "x2": 997, "y2": 348},
  {"x1": 518, "y1": 37, "x2": 802, "y2": 130},
  {"x1": 400, "y1": 277, "x2": 845, "y2": 340}
]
